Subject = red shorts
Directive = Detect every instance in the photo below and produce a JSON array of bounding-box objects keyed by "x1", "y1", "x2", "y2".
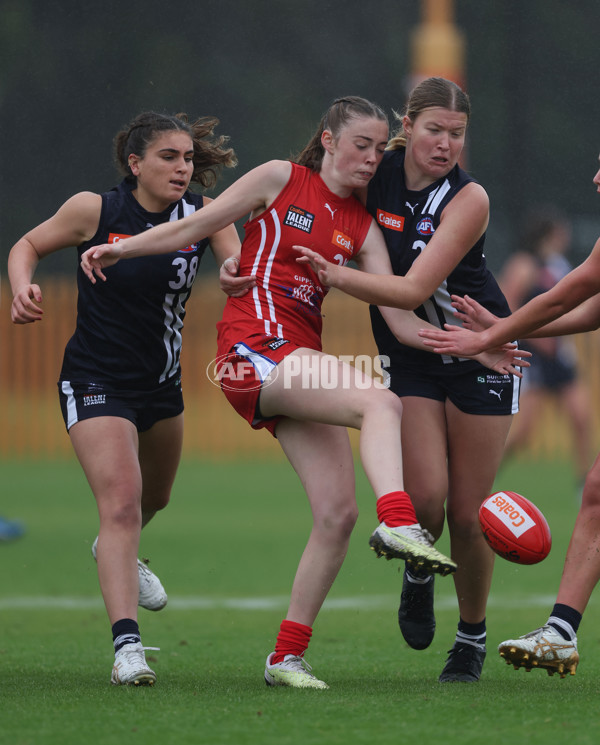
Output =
[{"x1": 215, "y1": 334, "x2": 303, "y2": 436}]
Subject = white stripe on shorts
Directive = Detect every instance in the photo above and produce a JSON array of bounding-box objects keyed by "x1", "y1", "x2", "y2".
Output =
[{"x1": 61, "y1": 380, "x2": 79, "y2": 430}]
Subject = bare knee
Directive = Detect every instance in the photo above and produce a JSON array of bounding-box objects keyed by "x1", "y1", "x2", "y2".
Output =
[
  {"x1": 371, "y1": 388, "x2": 403, "y2": 420},
  {"x1": 314, "y1": 500, "x2": 358, "y2": 542},
  {"x1": 142, "y1": 489, "x2": 171, "y2": 513},
  {"x1": 446, "y1": 504, "x2": 481, "y2": 543},
  {"x1": 98, "y1": 489, "x2": 143, "y2": 533}
]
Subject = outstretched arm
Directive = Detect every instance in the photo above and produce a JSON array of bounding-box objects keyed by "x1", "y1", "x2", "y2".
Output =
[
  {"x1": 295, "y1": 182, "x2": 489, "y2": 309},
  {"x1": 349, "y1": 221, "x2": 530, "y2": 375},
  {"x1": 80, "y1": 160, "x2": 292, "y2": 283},
  {"x1": 419, "y1": 237, "x2": 600, "y2": 356}
]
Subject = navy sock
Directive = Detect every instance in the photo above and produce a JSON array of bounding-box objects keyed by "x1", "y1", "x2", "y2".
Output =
[
  {"x1": 548, "y1": 603, "x2": 581, "y2": 641},
  {"x1": 112, "y1": 618, "x2": 141, "y2": 653},
  {"x1": 456, "y1": 618, "x2": 486, "y2": 649}
]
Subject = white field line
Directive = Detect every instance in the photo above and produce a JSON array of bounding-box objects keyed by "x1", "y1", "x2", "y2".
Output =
[{"x1": 0, "y1": 593, "x2": 559, "y2": 611}]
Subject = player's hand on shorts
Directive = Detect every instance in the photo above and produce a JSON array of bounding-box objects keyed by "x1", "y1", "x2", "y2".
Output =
[
  {"x1": 219, "y1": 256, "x2": 256, "y2": 297},
  {"x1": 451, "y1": 294, "x2": 498, "y2": 331},
  {"x1": 80, "y1": 243, "x2": 123, "y2": 283},
  {"x1": 419, "y1": 324, "x2": 489, "y2": 357},
  {"x1": 11, "y1": 284, "x2": 44, "y2": 324},
  {"x1": 475, "y1": 343, "x2": 532, "y2": 377}
]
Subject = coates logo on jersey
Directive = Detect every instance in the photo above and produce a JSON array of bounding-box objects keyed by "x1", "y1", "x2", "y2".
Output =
[
  {"x1": 416, "y1": 217, "x2": 435, "y2": 236},
  {"x1": 376, "y1": 209, "x2": 404, "y2": 232},
  {"x1": 332, "y1": 230, "x2": 354, "y2": 255},
  {"x1": 107, "y1": 232, "x2": 198, "y2": 253},
  {"x1": 284, "y1": 205, "x2": 315, "y2": 233},
  {"x1": 108, "y1": 233, "x2": 132, "y2": 244}
]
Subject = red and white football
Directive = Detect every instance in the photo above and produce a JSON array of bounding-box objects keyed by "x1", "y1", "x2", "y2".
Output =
[{"x1": 479, "y1": 491, "x2": 551, "y2": 565}]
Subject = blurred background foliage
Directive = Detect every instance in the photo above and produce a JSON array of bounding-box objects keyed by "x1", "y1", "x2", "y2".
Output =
[{"x1": 1, "y1": 0, "x2": 599, "y2": 277}]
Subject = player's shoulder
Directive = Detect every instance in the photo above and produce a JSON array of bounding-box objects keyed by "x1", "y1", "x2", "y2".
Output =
[
  {"x1": 62, "y1": 190, "x2": 103, "y2": 211},
  {"x1": 448, "y1": 180, "x2": 489, "y2": 213},
  {"x1": 55, "y1": 191, "x2": 103, "y2": 232},
  {"x1": 238, "y1": 160, "x2": 293, "y2": 200}
]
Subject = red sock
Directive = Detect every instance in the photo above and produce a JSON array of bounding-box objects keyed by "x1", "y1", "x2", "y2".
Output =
[
  {"x1": 376, "y1": 491, "x2": 417, "y2": 527},
  {"x1": 271, "y1": 619, "x2": 313, "y2": 664}
]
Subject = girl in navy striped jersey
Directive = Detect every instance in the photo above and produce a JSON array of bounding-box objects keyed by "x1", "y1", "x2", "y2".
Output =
[{"x1": 8, "y1": 111, "x2": 241, "y2": 686}]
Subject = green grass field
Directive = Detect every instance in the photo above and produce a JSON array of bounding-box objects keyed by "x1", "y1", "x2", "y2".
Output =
[{"x1": 1, "y1": 456, "x2": 598, "y2": 745}]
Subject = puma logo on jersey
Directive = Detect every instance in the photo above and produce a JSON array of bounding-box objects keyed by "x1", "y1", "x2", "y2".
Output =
[
  {"x1": 489, "y1": 389, "x2": 503, "y2": 400},
  {"x1": 405, "y1": 201, "x2": 418, "y2": 215},
  {"x1": 284, "y1": 205, "x2": 314, "y2": 233},
  {"x1": 324, "y1": 203, "x2": 337, "y2": 219}
]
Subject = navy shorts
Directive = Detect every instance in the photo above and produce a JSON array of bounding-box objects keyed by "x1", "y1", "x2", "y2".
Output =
[
  {"x1": 522, "y1": 352, "x2": 577, "y2": 391},
  {"x1": 387, "y1": 364, "x2": 520, "y2": 416},
  {"x1": 58, "y1": 378, "x2": 184, "y2": 433}
]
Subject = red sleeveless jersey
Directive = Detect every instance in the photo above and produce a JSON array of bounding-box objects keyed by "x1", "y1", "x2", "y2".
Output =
[{"x1": 217, "y1": 162, "x2": 372, "y2": 353}]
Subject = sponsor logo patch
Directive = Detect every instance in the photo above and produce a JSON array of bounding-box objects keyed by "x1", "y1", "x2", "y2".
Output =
[
  {"x1": 332, "y1": 229, "x2": 354, "y2": 254},
  {"x1": 284, "y1": 205, "x2": 314, "y2": 233},
  {"x1": 108, "y1": 233, "x2": 132, "y2": 244},
  {"x1": 376, "y1": 209, "x2": 404, "y2": 232},
  {"x1": 264, "y1": 338, "x2": 290, "y2": 351},
  {"x1": 83, "y1": 394, "x2": 106, "y2": 406}
]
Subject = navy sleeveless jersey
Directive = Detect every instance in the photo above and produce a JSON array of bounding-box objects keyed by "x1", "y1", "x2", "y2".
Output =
[
  {"x1": 367, "y1": 149, "x2": 510, "y2": 372},
  {"x1": 60, "y1": 180, "x2": 209, "y2": 390}
]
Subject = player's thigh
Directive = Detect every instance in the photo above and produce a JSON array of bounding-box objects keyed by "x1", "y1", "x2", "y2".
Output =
[
  {"x1": 445, "y1": 400, "x2": 512, "y2": 520},
  {"x1": 260, "y1": 348, "x2": 396, "y2": 428},
  {"x1": 399, "y1": 395, "x2": 449, "y2": 504},
  {"x1": 69, "y1": 416, "x2": 141, "y2": 501},
  {"x1": 138, "y1": 413, "x2": 185, "y2": 509}
]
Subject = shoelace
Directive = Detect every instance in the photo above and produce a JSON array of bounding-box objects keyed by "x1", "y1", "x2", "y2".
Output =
[
  {"x1": 138, "y1": 562, "x2": 156, "y2": 580},
  {"x1": 117, "y1": 645, "x2": 160, "y2": 661},
  {"x1": 403, "y1": 524, "x2": 434, "y2": 547},
  {"x1": 281, "y1": 655, "x2": 314, "y2": 675},
  {"x1": 520, "y1": 626, "x2": 549, "y2": 639}
]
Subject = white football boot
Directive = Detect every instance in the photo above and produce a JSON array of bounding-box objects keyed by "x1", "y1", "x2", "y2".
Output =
[
  {"x1": 111, "y1": 642, "x2": 158, "y2": 686},
  {"x1": 91, "y1": 537, "x2": 168, "y2": 611},
  {"x1": 498, "y1": 625, "x2": 579, "y2": 678},
  {"x1": 369, "y1": 523, "x2": 457, "y2": 576},
  {"x1": 264, "y1": 653, "x2": 329, "y2": 689}
]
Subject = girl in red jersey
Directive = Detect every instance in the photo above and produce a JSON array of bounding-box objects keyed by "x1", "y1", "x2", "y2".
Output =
[
  {"x1": 294, "y1": 79, "x2": 523, "y2": 684},
  {"x1": 80, "y1": 97, "x2": 525, "y2": 689}
]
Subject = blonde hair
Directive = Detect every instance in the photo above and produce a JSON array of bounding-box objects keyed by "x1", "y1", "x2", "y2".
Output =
[{"x1": 388, "y1": 77, "x2": 471, "y2": 151}]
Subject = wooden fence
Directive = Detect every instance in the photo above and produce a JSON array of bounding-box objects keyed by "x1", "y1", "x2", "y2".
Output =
[{"x1": 2, "y1": 277, "x2": 600, "y2": 461}]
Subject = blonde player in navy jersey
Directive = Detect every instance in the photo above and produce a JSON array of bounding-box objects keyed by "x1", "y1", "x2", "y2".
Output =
[
  {"x1": 295, "y1": 78, "x2": 519, "y2": 684},
  {"x1": 417, "y1": 154, "x2": 600, "y2": 680},
  {"x1": 8, "y1": 111, "x2": 242, "y2": 686},
  {"x1": 79, "y1": 97, "x2": 527, "y2": 689}
]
